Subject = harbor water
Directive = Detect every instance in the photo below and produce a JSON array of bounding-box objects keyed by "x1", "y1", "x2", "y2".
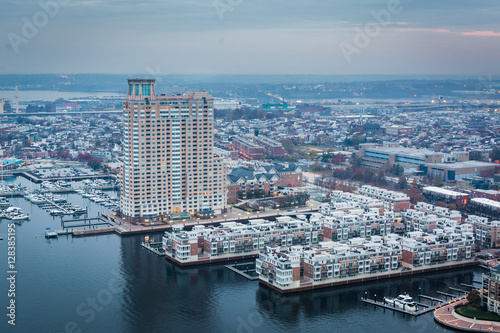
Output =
[{"x1": 0, "y1": 176, "x2": 480, "y2": 332}]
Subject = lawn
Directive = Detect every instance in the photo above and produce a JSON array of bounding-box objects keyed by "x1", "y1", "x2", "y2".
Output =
[{"x1": 455, "y1": 304, "x2": 500, "y2": 322}]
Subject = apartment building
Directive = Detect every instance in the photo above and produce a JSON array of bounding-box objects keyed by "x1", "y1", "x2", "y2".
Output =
[
  {"x1": 256, "y1": 163, "x2": 303, "y2": 188},
  {"x1": 482, "y1": 266, "x2": 500, "y2": 315},
  {"x1": 120, "y1": 79, "x2": 227, "y2": 222},
  {"x1": 256, "y1": 237, "x2": 403, "y2": 289},
  {"x1": 357, "y1": 143, "x2": 443, "y2": 171},
  {"x1": 252, "y1": 135, "x2": 286, "y2": 158},
  {"x1": 162, "y1": 215, "x2": 323, "y2": 264},
  {"x1": 422, "y1": 187, "x2": 469, "y2": 207},
  {"x1": 470, "y1": 198, "x2": 500, "y2": 219},
  {"x1": 227, "y1": 167, "x2": 279, "y2": 203},
  {"x1": 467, "y1": 214, "x2": 500, "y2": 248},
  {"x1": 358, "y1": 185, "x2": 410, "y2": 212},
  {"x1": 401, "y1": 231, "x2": 474, "y2": 269},
  {"x1": 329, "y1": 191, "x2": 385, "y2": 212},
  {"x1": 230, "y1": 136, "x2": 264, "y2": 160},
  {"x1": 322, "y1": 209, "x2": 394, "y2": 241},
  {"x1": 413, "y1": 202, "x2": 462, "y2": 221}
]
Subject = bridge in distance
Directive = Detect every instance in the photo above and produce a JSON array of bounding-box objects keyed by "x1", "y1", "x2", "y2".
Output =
[{"x1": 1, "y1": 110, "x2": 122, "y2": 117}]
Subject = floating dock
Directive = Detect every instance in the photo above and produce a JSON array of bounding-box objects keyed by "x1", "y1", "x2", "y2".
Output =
[
  {"x1": 72, "y1": 226, "x2": 116, "y2": 237},
  {"x1": 225, "y1": 262, "x2": 259, "y2": 281},
  {"x1": 362, "y1": 296, "x2": 442, "y2": 316},
  {"x1": 141, "y1": 242, "x2": 165, "y2": 256}
]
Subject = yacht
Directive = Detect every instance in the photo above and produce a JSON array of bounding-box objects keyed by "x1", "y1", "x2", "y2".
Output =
[
  {"x1": 0, "y1": 197, "x2": 11, "y2": 207},
  {"x1": 383, "y1": 294, "x2": 417, "y2": 311},
  {"x1": 10, "y1": 213, "x2": 30, "y2": 221},
  {"x1": 5, "y1": 207, "x2": 30, "y2": 221},
  {"x1": 50, "y1": 209, "x2": 66, "y2": 216}
]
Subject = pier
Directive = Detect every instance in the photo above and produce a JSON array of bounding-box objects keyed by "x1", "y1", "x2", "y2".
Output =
[
  {"x1": 141, "y1": 242, "x2": 165, "y2": 256},
  {"x1": 0, "y1": 191, "x2": 24, "y2": 197},
  {"x1": 361, "y1": 297, "x2": 439, "y2": 316},
  {"x1": 225, "y1": 262, "x2": 259, "y2": 281},
  {"x1": 72, "y1": 226, "x2": 116, "y2": 237},
  {"x1": 16, "y1": 171, "x2": 114, "y2": 184},
  {"x1": 61, "y1": 217, "x2": 111, "y2": 229}
]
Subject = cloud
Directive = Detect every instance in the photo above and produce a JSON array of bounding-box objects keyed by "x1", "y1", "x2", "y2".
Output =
[
  {"x1": 390, "y1": 28, "x2": 452, "y2": 33},
  {"x1": 462, "y1": 30, "x2": 500, "y2": 37}
]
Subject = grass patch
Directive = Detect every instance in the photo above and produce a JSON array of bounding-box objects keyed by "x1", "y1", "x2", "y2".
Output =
[{"x1": 455, "y1": 304, "x2": 500, "y2": 322}]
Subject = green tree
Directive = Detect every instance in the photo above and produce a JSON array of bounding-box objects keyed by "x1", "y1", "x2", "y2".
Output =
[
  {"x1": 398, "y1": 176, "x2": 408, "y2": 190},
  {"x1": 433, "y1": 176, "x2": 444, "y2": 187},
  {"x1": 491, "y1": 146, "x2": 500, "y2": 162},
  {"x1": 466, "y1": 290, "x2": 481, "y2": 307}
]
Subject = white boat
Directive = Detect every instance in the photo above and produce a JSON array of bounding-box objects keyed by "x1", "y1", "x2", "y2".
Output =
[
  {"x1": 50, "y1": 209, "x2": 65, "y2": 216},
  {"x1": 31, "y1": 196, "x2": 47, "y2": 204},
  {"x1": 383, "y1": 294, "x2": 417, "y2": 311},
  {"x1": 10, "y1": 213, "x2": 30, "y2": 221},
  {"x1": 0, "y1": 197, "x2": 11, "y2": 207},
  {"x1": 45, "y1": 228, "x2": 58, "y2": 238}
]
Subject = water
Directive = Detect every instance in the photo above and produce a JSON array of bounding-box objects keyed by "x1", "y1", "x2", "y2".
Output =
[
  {"x1": 0, "y1": 177, "x2": 480, "y2": 333},
  {"x1": 0, "y1": 90, "x2": 124, "y2": 103}
]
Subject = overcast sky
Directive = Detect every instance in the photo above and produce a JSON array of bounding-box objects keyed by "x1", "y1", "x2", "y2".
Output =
[{"x1": 1, "y1": 0, "x2": 499, "y2": 75}]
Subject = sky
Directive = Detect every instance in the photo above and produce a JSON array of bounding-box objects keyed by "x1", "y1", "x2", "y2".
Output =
[{"x1": 0, "y1": 0, "x2": 499, "y2": 75}]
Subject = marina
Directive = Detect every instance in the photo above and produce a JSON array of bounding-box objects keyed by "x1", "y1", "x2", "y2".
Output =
[
  {"x1": 0, "y1": 171, "x2": 490, "y2": 333},
  {"x1": 362, "y1": 296, "x2": 438, "y2": 316}
]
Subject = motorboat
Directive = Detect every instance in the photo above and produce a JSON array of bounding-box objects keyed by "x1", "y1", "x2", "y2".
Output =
[
  {"x1": 50, "y1": 209, "x2": 66, "y2": 216},
  {"x1": 383, "y1": 294, "x2": 417, "y2": 311},
  {"x1": 6, "y1": 207, "x2": 30, "y2": 221},
  {"x1": 0, "y1": 197, "x2": 10, "y2": 207},
  {"x1": 10, "y1": 213, "x2": 30, "y2": 221}
]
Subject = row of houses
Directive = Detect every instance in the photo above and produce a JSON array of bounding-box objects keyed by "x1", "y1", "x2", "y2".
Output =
[
  {"x1": 256, "y1": 226, "x2": 474, "y2": 291},
  {"x1": 358, "y1": 185, "x2": 411, "y2": 212},
  {"x1": 227, "y1": 163, "x2": 303, "y2": 203},
  {"x1": 163, "y1": 215, "x2": 324, "y2": 264}
]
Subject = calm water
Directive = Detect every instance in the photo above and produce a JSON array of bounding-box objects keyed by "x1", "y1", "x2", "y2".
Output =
[
  {"x1": 0, "y1": 177, "x2": 480, "y2": 333},
  {"x1": 0, "y1": 90, "x2": 124, "y2": 103}
]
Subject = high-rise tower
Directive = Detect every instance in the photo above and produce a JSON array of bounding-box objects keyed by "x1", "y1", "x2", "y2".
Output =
[{"x1": 120, "y1": 79, "x2": 227, "y2": 221}]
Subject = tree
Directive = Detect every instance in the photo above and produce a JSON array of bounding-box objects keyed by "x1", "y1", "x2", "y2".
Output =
[
  {"x1": 466, "y1": 290, "x2": 481, "y2": 307},
  {"x1": 433, "y1": 176, "x2": 444, "y2": 187},
  {"x1": 398, "y1": 176, "x2": 408, "y2": 190},
  {"x1": 408, "y1": 179, "x2": 427, "y2": 204},
  {"x1": 491, "y1": 146, "x2": 500, "y2": 162},
  {"x1": 469, "y1": 151, "x2": 482, "y2": 161}
]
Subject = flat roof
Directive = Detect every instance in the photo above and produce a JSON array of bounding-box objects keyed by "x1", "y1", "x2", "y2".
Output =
[
  {"x1": 426, "y1": 161, "x2": 497, "y2": 169},
  {"x1": 471, "y1": 198, "x2": 500, "y2": 209},
  {"x1": 366, "y1": 146, "x2": 440, "y2": 160},
  {"x1": 423, "y1": 186, "x2": 467, "y2": 197}
]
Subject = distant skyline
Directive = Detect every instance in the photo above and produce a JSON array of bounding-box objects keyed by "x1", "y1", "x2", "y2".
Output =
[{"x1": 1, "y1": 0, "x2": 500, "y2": 75}]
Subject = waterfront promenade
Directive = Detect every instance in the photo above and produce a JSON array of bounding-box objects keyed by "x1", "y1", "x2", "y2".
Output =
[
  {"x1": 99, "y1": 202, "x2": 320, "y2": 236},
  {"x1": 434, "y1": 299, "x2": 500, "y2": 332}
]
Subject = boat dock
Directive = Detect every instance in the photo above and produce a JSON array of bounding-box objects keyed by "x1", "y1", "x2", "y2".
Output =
[
  {"x1": 362, "y1": 296, "x2": 443, "y2": 316},
  {"x1": 141, "y1": 242, "x2": 165, "y2": 256},
  {"x1": 16, "y1": 171, "x2": 114, "y2": 184},
  {"x1": 72, "y1": 226, "x2": 116, "y2": 237},
  {"x1": 61, "y1": 217, "x2": 110, "y2": 229},
  {"x1": 0, "y1": 191, "x2": 24, "y2": 197},
  {"x1": 225, "y1": 262, "x2": 259, "y2": 281}
]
